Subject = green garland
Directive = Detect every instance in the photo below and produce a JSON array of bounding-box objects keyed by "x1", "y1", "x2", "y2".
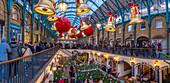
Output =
[{"x1": 159, "y1": 52, "x2": 170, "y2": 65}]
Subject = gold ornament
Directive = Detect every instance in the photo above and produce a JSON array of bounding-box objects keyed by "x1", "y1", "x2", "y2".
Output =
[
  {"x1": 75, "y1": 0, "x2": 90, "y2": 15},
  {"x1": 34, "y1": 0, "x2": 56, "y2": 15},
  {"x1": 129, "y1": 3, "x2": 143, "y2": 24},
  {"x1": 80, "y1": 18, "x2": 89, "y2": 30},
  {"x1": 104, "y1": 11, "x2": 117, "y2": 32},
  {"x1": 51, "y1": 22, "x2": 57, "y2": 30},
  {"x1": 47, "y1": 14, "x2": 59, "y2": 21}
]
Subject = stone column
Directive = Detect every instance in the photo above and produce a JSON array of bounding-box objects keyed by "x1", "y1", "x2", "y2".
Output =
[
  {"x1": 155, "y1": 66, "x2": 159, "y2": 82},
  {"x1": 131, "y1": 62, "x2": 135, "y2": 77}
]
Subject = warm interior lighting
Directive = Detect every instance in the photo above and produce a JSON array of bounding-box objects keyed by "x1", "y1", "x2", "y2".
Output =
[
  {"x1": 154, "y1": 61, "x2": 158, "y2": 66},
  {"x1": 96, "y1": 23, "x2": 101, "y2": 29},
  {"x1": 34, "y1": 0, "x2": 56, "y2": 15},
  {"x1": 52, "y1": 66, "x2": 57, "y2": 71},
  {"x1": 47, "y1": 14, "x2": 59, "y2": 21},
  {"x1": 58, "y1": 1, "x2": 68, "y2": 14}
]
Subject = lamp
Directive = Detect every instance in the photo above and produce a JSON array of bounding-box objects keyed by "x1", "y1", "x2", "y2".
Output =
[
  {"x1": 154, "y1": 61, "x2": 158, "y2": 66},
  {"x1": 75, "y1": 0, "x2": 90, "y2": 15},
  {"x1": 47, "y1": 14, "x2": 59, "y2": 21},
  {"x1": 34, "y1": 0, "x2": 56, "y2": 15},
  {"x1": 58, "y1": 0, "x2": 68, "y2": 14},
  {"x1": 96, "y1": 22, "x2": 101, "y2": 29}
]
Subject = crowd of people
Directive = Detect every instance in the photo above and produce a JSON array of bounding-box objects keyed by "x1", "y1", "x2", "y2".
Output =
[
  {"x1": 61, "y1": 42, "x2": 164, "y2": 59},
  {"x1": 0, "y1": 37, "x2": 57, "y2": 79}
]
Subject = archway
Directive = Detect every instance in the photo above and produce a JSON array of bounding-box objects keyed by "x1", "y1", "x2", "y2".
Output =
[
  {"x1": 125, "y1": 37, "x2": 134, "y2": 46},
  {"x1": 108, "y1": 57, "x2": 117, "y2": 71},
  {"x1": 136, "y1": 64, "x2": 155, "y2": 82},
  {"x1": 152, "y1": 35, "x2": 166, "y2": 54},
  {"x1": 162, "y1": 67, "x2": 170, "y2": 83},
  {"x1": 116, "y1": 38, "x2": 122, "y2": 46},
  {"x1": 137, "y1": 36, "x2": 149, "y2": 47},
  {"x1": 0, "y1": 0, "x2": 6, "y2": 42}
]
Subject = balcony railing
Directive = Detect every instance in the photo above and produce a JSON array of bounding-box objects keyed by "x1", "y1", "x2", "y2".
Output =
[
  {"x1": 63, "y1": 45, "x2": 169, "y2": 60},
  {"x1": 0, "y1": 46, "x2": 60, "y2": 83}
]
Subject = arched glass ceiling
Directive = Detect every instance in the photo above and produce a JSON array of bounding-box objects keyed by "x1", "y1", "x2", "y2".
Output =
[{"x1": 54, "y1": 0, "x2": 106, "y2": 27}]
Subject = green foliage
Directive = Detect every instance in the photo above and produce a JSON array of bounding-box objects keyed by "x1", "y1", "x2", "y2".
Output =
[
  {"x1": 159, "y1": 52, "x2": 170, "y2": 65},
  {"x1": 54, "y1": 70, "x2": 63, "y2": 80}
]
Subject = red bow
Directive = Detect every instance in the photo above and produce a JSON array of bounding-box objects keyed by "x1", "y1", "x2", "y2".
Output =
[
  {"x1": 129, "y1": 3, "x2": 139, "y2": 14},
  {"x1": 80, "y1": 18, "x2": 82, "y2": 25},
  {"x1": 107, "y1": 11, "x2": 118, "y2": 22},
  {"x1": 53, "y1": 3, "x2": 56, "y2": 7}
]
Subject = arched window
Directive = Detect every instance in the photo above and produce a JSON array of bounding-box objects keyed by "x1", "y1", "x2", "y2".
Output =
[{"x1": 12, "y1": 7, "x2": 18, "y2": 20}]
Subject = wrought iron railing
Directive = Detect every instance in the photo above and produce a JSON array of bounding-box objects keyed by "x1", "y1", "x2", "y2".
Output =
[
  {"x1": 65, "y1": 45, "x2": 170, "y2": 59},
  {"x1": 0, "y1": 46, "x2": 60, "y2": 83}
]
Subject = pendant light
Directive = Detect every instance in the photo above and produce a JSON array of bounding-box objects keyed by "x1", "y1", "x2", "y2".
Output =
[
  {"x1": 34, "y1": 0, "x2": 56, "y2": 15},
  {"x1": 58, "y1": 0, "x2": 68, "y2": 14},
  {"x1": 96, "y1": 22, "x2": 101, "y2": 29},
  {"x1": 75, "y1": 0, "x2": 90, "y2": 15}
]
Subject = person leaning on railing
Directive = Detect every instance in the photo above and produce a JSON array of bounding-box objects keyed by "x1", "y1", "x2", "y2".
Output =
[{"x1": 0, "y1": 37, "x2": 11, "y2": 80}]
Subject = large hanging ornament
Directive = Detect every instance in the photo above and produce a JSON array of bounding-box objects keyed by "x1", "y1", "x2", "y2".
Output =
[
  {"x1": 104, "y1": 11, "x2": 117, "y2": 32},
  {"x1": 75, "y1": 0, "x2": 90, "y2": 15},
  {"x1": 83, "y1": 25, "x2": 94, "y2": 36},
  {"x1": 34, "y1": 0, "x2": 56, "y2": 15},
  {"x1": 59, "y1": 33, "x2": 64, "y2": 37},
  {"x1": 76, "y1": 30, "x2": 82, "y2": 38},
  {"x1": 80, "y1": 18, "x2": 89, "y2": 30},
  {"x1": 56, "y1": 31, "x2": 60, "y2": 34},
  {"x1": 129, "y1": 2, "x2": 143, "y2": 24},
  {"x1": 71, "y1": 33, "x2": 76, "y2": 38},
  {"x1": 51, "y1": 22, "x2": 57, "y2": 30},
  {"x1": 47, "y1": 14, "x2": 59, "y2": 21},
  {"x1": 55, "y1": 17, "x2": 71, "y2": 33},
  {"x1": 68, "y1": 26, "x2": 78, "y2": 35}
]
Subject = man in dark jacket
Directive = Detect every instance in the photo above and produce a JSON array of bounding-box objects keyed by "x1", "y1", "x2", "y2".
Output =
[{"x1": 9, "y1": 38, "x2": 22, "y2": 77}]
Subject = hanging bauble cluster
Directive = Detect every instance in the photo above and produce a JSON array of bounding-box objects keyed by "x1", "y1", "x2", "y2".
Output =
[
  {"x1": 80, "y1": 18, "x2": 89, "y2": 30},
  {"x1": 83, "y1": 24, "x2": 94, "y2": 36},
  {"x1": 129, "y1": 2, "x2": 143, "y2": 24},
  {"x1": 75, "y1": 0, "x2": 90, "y2": 15},
  {"x1": 104, "y1": 11, "x2": 117, "y2": 32},
  {"x1": 68, "y1": 26, "x2": 78, "y2": 36},
  {"x1": 55, "y1": 17, "x2": 71, "y2": 33}
]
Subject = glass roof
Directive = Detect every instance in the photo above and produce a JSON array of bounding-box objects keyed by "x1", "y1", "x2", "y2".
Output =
[{"x1": 54, "y1": 0, "x2": 106, "y2": 27}]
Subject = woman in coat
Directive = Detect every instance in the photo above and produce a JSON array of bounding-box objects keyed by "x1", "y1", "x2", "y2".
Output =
[{"x1": 0, "y1": 37, "x2": 11, "y2": 80}]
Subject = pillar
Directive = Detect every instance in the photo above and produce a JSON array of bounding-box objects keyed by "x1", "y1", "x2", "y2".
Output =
[
  {"x1": 31, "y1": 0, "x2": 34, "y2": 43},
  {"x1": 131, "y1": 62, "x2": 135, "y2": 77},
  {"x1": 106, "y1": 58, "x2": 109, "y2": 72},
  {"x1": 166, "y1": 0, "x2": 169, "y2": 55},
  {"x1": 133, "y1": 24, "x2": 136, "y2": 44},
  {"x1": 114, "y1": 31, "x2": 116, "y2": 47},
  {"x1": 102, "y1": 27, "x2": 104, "y2": 45},
  {"x1": 155, "y1": 66, "x2": 159, "y2": 82},
  {"x1": 107, "y1": 31, "x2": 109, "y2": 45},
  {"x1": 7, "y1": 0, "x2": 11, "y2": 43},
  {"x1": 22, "y1": 0, "x2": 26, "y2": 43}
]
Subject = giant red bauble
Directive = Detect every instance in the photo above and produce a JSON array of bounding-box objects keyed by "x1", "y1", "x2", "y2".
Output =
[
  {"x1": 71, "y1": 33, "x2": 75, "y2": 38},
  {"x1": 55, "y1": 17, "x2": 71, "y2": 33},
  {"x1": 59, "y1": 33, "x2": 63, "y2": 37},
  {"x1": 76, "y1": 31, "x2": 82, "y2": 38},
  {"x1": 83, "y1": 26, "x2": 94, "y2": 36}
]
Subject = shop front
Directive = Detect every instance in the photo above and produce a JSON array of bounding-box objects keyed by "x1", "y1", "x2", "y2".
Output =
[
  {"x1": 25, "y1": 13, "x2": 31, "y2": 43},
  {"x1": 152, "y1": 36, "x2": 166, "y2": 54},
  {"x1": 137, "y1": 36, "x2": 149, "y2": 47},
  {"x1": 10, "y1": 23, "x2": 21, "y2": 43}
]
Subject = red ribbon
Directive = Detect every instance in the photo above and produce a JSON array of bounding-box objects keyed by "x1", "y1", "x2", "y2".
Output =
[
  {"x1": 107, "y1": 11, "x2": 118, "y2": 22},
  {"x1": 128, "y1": 3, "x2": 139, "y2": 14},
  {"x1": 80, "y1": 18, "x2": 82, "y2": 25}
]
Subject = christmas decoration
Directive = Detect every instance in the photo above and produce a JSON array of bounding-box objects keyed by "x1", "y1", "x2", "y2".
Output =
[
  {"x1": 76, "y1": 30, "x2": 82, "y2": 38},
  {"x1": 83, "y1": 24, "x2": 94, "y2": 36},
  {"x1": 59, "y1": 33, "x2": 64, "y2": 37},
  {"x1": 68, "y1": 26, "x2": 78, "y2": 36},
  {"x1": 104, "y1": 11, "x2": 117, "y2": 32},
  {"x1": 34, "y1": 0, "x2": 56, "y2": 15},
  {"x1": 129, "y1": 2, "x2": 143, "y2": 24},
  {"x1": 51, "y1": 22, "x2": 57, "y2": 30},
  {"x1": 159, "y1": 52, "x2": 170, "y2": 65},
  {"x1": 55, "y1": 17, "x2": 71, "y2": 33},
  {"x1": 80, "y1": 18, "x2": 89, "y2": 30},
  {"x1": 75, "y1": 0, "x2": 90, "y2": 15},
  {"x1": 71, "y1": 33, "x2": 76, "y2": 38}
]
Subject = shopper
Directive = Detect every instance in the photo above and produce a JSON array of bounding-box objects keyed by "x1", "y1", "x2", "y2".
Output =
[
  {"x1": 9, "y1": 38, "x2": 22, "y2": 77},
  {"x1": 0, "y1": 37, "x2": 11, "y2": 80},
  {"x1": 158, "y1": 43, "x2": 163, "y2": 59}
]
